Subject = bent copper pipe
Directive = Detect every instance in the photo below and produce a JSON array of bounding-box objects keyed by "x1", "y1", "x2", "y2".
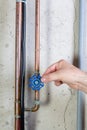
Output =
[
  {"x1": 15, "y1": 0, "x2": 26, "y2": 130},
  {"x1": 25, "y1": 0, "x2": 40, "y2": 112}
]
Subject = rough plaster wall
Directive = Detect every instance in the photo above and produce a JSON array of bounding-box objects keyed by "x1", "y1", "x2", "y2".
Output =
[{"x1": 0, "y1": 0, "x2": 80, "y2": 130}]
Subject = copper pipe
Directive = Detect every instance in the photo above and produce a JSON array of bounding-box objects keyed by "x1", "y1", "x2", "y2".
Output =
[
  {"x1": 15, "y1": 1, "x2": 26, "y2": 130},
  {"x1": 25, "y1": 90, "x2": 40, "y2": 112},
  {"x1": 15, "y1": 2, "x2": 22, "y2": 130},
  {"x1": 35, "y1": 0, "x2": 40, "y2": 72},
  {"x1": 25, "y1": 0, "x2": 40, "y2": 112}
]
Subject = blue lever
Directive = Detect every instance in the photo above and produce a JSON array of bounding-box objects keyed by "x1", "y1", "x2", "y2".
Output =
[{"x1": 29, "y1": 73, "x2": 44, "y2": 91}]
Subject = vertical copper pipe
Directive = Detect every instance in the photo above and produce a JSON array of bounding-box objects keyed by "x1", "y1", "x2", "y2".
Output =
[
  {"x1": 25, "y1": 0, "x2": 40, "y2": 112},
  {"x1": 35, "y1": 0, "x2": 40, "y2": 72},
  {"x1": 15, "y1": 2, "x2": 22, "y2": 130},
  {"x1": 34, "y1": 0, "x2": 40, "y2": 111},
  {"x1": 15, "y1": 1, "x2": 26, "y2": 130}
]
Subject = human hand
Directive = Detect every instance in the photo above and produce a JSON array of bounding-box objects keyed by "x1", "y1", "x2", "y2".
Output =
[{"x1": 41, "y1": 60, "x2": 87, "y2": 92}]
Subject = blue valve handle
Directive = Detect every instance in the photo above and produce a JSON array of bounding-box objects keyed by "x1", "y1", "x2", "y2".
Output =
[{"x1": 29, "y1": 73, "x2": 44, "y2": 91}]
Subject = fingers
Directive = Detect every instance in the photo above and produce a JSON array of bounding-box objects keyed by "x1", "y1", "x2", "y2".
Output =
[
  {"x1": 41, "y1": 60, "x2": 67, "y2": 83},
  {"x1": 42, "y1": 64, "x2": 56, "y2": 76},
  {"x1": 42, "y1": 62, "x2": 59, "y2": 76},
  {"x1": 41, "y1": 71, "x2": 61, "y2": 83},
  {"x1": 42, "y1": 60, "x2": 66, "y2": 76}
]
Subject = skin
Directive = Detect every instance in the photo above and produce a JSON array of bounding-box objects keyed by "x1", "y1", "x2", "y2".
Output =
[{"x1": 41, "y1": 60, "x2": 87, "y2": 93}]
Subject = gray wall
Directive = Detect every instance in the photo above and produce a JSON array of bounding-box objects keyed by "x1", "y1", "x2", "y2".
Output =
[{"x1": 0, "y1": 0, "x2": 87, "y2": 130}]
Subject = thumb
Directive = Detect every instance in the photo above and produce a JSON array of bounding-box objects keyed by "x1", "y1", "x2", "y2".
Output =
[{"x1": 41, "y1": 71, "x2": 61, "y2": 83}]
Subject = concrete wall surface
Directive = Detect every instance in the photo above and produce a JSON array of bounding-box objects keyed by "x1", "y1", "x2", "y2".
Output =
[{"x1": 0, "y1": 0, "x2": 87, "y2": 130}]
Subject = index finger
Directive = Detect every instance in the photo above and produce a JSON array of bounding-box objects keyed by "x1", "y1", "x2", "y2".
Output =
[{"x1": 42, "y1": 62, "x2": 58, "y2": 76}]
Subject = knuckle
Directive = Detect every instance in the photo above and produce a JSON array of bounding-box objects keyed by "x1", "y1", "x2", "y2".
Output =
[
  {"x1": 58, "y1": 59, "x2": 66, "y2": 68},
  {"x1": 59, "y1": 59, "x2": 65, "y2": 63}
]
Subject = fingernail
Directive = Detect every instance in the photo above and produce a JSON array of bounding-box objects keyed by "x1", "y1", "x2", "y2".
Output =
[{"x1": 41, "y1": 77, "x2": 46, "y2": 82}]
